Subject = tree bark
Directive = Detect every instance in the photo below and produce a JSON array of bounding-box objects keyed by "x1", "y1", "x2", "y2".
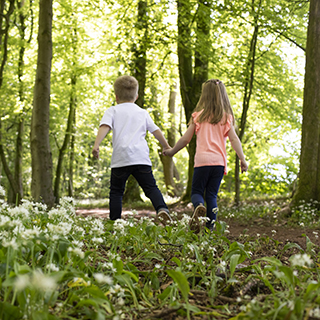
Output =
[
  {"x1": 293, "y1": 0, "x2": 320, "y2": 205},
  {"x1": 234, "y1": 0, "x2": 261, "y2": 206},
  {"x1": 0, "y1": 0, "x2": 22, "y2": 201},
  {"x1": 54, "y1": 72, "x2": 77, "y2": 203},
  {"x1": 54, "y1": 24, "x2": 78, "y2": 203},
  {"x1": 123, "y1": 0, "x2": 149, "y2": 204},
  {"x1": 30, "y1": 0, "x2": 55, "y2": 207},
  {"x1": 159, "y1": 84, "x2": 181, "y2": 197},
  {"x1": 177, "y1": 0, "x2": 210, "y2": 201}
]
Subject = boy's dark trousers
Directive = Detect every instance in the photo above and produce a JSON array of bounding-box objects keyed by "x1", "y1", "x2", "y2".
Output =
[{"x1": 109, "y1": 165, "x2": 168, "y2": 220}]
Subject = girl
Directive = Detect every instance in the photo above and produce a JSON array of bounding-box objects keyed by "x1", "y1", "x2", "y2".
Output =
[{"x1": 164, "y1": 79, "x2": 248, "y2": 232}]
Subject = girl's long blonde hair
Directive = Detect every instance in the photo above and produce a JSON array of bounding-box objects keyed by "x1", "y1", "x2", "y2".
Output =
[{"x1": 193, "y1": 79, "x2": 234, "y2": 125}]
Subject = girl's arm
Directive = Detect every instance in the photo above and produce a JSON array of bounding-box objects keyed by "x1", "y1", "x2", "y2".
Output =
[
  {"x1": 92, "y1": 124, "x2": 111, "y2": 159},
  {"x1": 227, "y1": 125, "x2": 248, "y2": 173},
  {"x1": 164, "y1": 123, "x2": 196, "y2": 157}
]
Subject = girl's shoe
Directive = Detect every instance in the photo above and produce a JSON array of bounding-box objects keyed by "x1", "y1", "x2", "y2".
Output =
[
  {"x1": 190, "y1": 204, "x2": 206, "y2": 233},
  {"x1": 157, "y1": 210, "x2": 173, "y2": 226}
]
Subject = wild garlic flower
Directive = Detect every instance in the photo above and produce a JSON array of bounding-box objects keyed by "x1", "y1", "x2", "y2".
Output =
[
  {"x1": 2, "y1": 237, "x2": 18, "y2": 250},
  {"x1": 20, "y1": 226, "x2": 41, "y2": 240},
  {"x1": 0, "y1": 185, "x2": 5, "y2": 197},
  {"x1": 46, "y1": 263, "x2": 60, "y2": 272},
  {"x1": 92, "y1": 237, "x2": 103, "y2": 244},
  {"x1": 68, "y1": 247, "x2": 85, "y2": 259},
  {"x1": 32, "y1": 270, "x2": 57, "y2": 291},
  {"x1": 14, "y1": 274, "x2": 30, "y2": 291},
  {"x1": 290, "y1": 253, "x2": 313, "y2": 267},
  {"x1": 8, "y1": 206, "x2": 30, "y2": 219},
  {"x1": 93, "y1": 273, "x2": 113, "y2": 285},
  {"x1": 47, "y1": 222, "x2": 72, "y2": 236}
]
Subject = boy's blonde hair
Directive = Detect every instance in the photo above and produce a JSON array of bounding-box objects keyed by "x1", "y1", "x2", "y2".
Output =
[
  {"x1": 114, "y1": 75, "x2": 139, "y2": 102},
  {"x1": 194, "y1": 79, "x2": 234, "y2": 125}
]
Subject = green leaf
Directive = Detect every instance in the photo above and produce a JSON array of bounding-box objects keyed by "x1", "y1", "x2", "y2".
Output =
[
  {"x1": 166, "y1": 269, "x2": 190, "y2": 300},
  {"x1": 229, "y1": 254, "x2": 240, "y2": 278},
  {"x1": 157, "y1": 286, "x2": 172, "y2": 301},
  {"x1": 0, "y1": 301, "x2": 22, "y2": 320},
  {"x1": 171, "y1": 257, "x2": 181, "y2": 267}
]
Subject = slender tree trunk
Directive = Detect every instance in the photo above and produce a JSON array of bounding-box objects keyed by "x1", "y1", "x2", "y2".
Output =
[
  {"x1": 234, "y1": 0, "x2": 261, "y2": 206},
  {"x1": 0, "y1": 0, "x2": 21, "y2": 201},
  {"x1": 293, "y1": 0, "x2": 320, "y2": 205},
  {"x1": 54, "y1": 72, "x2": 77, "y2": 202},
  {"x1": 54, "y1": 23, "x2": 78, "y2": 203},
  {"x1": 159, "y1": 84, "x2": 181, "y2": 196},
  {"x1": 177, "y1": 0, "x2": 210, "y2": 201},
  {"x1": 68, "y1": 112, "x2": 76, "y2": 197},
  {"x1": 123, "y1": 0, "x2": 148, "y2": 204},
  {"x1": 30, "y1": 0, "x2": 54, "y2": 207}
]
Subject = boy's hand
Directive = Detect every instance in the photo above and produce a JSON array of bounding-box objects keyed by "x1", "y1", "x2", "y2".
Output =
[
  {"x1": 163, "y1": 148, "x2": 174, "y2": 157},
  {"x1": 92, "y1": 146, "x2": 99, "y2": 159},
  {"x1": 240, "y1": 160, "x2": 248, "y2": 173}
]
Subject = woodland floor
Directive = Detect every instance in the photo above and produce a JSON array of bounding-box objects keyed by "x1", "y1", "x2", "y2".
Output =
[{"x1": 76, "y1": 203, "x2": 320, "y2": 250}]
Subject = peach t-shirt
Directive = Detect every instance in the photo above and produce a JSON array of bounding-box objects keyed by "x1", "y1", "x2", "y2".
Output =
[{"x1": 192, "y1": 111, "x2": 232, "y2": 174}]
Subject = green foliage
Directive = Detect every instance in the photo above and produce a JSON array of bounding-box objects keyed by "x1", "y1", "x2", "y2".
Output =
[
  {"x1": 1, "y1": 190, "x2": 320, "y2": 318},
  {"x1": 0, "y1": 0, "x2": 308, "y2": 203}
]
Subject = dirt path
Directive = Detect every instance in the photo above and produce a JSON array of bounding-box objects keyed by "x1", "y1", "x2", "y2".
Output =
[{"x1": 76, "y1": 207, "x2": 320, "y2": 250}]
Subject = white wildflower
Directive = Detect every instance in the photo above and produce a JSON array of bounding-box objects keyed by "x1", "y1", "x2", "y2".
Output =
[
  {"x1": 0, "y1": 185, "x2": 5, "y2": 197},
  {"x1": 92, "y1": 237, "x2": 103, "y2": 244},
  {"x1": 2, "y1": 237, "x2": 18, "y2": 250},
  {"x1": 290, "y1": 253, "x2": 313, "y2": 267},
  {"x1": 32, "y1": 270, "x2": 57, "y2": 291},
  {"x1": 14, "y1": 274, "x2": 30, "y2": 291},
  {"x1": 46, "y1": 263, "x2": 60, "y2": 272},
  {"x1": 93, "y1": 273, "x2": 113, "y2": 285}
]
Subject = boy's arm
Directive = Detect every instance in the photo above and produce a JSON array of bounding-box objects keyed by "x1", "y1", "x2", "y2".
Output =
[
  {"x1": 92, "y1": 124, "x2": 111, "y2": 159},
  {"x1": 152, "y1": 129, "x2": 171, "y2": 150},
  {"x1": 227, "y1": 125, "x2": 248, "y2": 173},
  {"x1": 164, "y1": 123, "x2": 196, "y2": 157}
]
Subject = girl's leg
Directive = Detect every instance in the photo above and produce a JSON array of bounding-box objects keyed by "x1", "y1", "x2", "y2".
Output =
[
  {"x1": 205, "y1": 166, "x2": 224, "y2": 228},
  {"x1": 191, "y1": 166, "x2": 211, "y2": 208}
]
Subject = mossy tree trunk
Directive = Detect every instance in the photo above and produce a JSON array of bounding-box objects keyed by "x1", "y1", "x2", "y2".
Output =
[
  {"x1": 177, "y1": 0, "x2": 210, "y2": 201},
  {"x1": 30, "y1": 0, "x2": 55, "y2": 207},
  {"x1": 293, "y1": 0, "x2": 320, "y2": 205}
]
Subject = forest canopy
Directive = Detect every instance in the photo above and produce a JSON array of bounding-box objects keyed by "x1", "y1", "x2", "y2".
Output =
[{"x1": 0, "y1": 0, "x2": 309, "y2": 205}]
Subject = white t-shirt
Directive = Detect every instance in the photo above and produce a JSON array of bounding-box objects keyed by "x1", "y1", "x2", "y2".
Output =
[{"x1": 99, "y1": 103, "x2": 159, "y2": 168}]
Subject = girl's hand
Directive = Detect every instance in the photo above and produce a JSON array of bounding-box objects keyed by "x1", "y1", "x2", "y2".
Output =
[
  {"x1": 240, "y1": 160, "x2": 248, "y2": 173},
  {"x1": 163, "y1": 148, "x2": 174, "y2": 157}
]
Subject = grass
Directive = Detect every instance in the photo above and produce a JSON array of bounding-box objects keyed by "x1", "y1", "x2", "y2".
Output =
[{"x1": 1, "y1": 187, "x2": 320, "y2": 319}]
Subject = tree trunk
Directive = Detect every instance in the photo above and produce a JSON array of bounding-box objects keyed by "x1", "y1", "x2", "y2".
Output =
[
  {"x1": 54, "y1": 72, "x2": 77, "y2": 203},
  {"x1": 293, "y1": 0, "x2": 320, "y2": 205},
  {"x1": 54, "y1": 24, "x2": 78, "y2": 203},
  {"x1": 0, "y1": 0, "x2": 22, "y2": 201},
  {"x1": 234, "y1": 0, "x2": 261, "y2": 206},
  {"x1": 123, "y1": 0, "x2": 149, "y2": 204},
  {"x1": 159, "y1": 84, "x2": 180, "y2": 196},
  {"x1": 30, "y1": 0, "x2": 55, "y2": 207},
  {"x1": 177, "y1": 0, "x2": 210, "y2": 201},
  {"x1": 68, "y1": 112, "x2": 76, "y2": 197}
]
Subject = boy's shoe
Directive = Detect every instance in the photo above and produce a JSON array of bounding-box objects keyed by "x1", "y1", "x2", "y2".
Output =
[
  {"x1": 189, "y1": 204, "x2": 206, "y2": 233},
  {"x1": 157, "y1": 209, "x2": 173, "y2": 226}
]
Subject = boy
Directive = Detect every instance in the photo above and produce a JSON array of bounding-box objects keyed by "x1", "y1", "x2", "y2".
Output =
[{"x1": 92, "y1": 75, "x2": 172, "y2": 225}]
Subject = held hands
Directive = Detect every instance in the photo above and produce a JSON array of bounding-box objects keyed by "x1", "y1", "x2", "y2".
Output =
[{"x1": 163, "y1": 147, "x2": 174, "y2": 157}]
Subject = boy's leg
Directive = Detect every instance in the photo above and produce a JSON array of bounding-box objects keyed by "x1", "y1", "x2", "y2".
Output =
[
  {"x1": 109, "y1": 167, "x2": 131, "y2": 220},
  {"x1": 132, "y1": 165, "x2": 168, "y2": 213},
  {"x1": 205, "y1": 166, "x2": 224, "y2": 228}
]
